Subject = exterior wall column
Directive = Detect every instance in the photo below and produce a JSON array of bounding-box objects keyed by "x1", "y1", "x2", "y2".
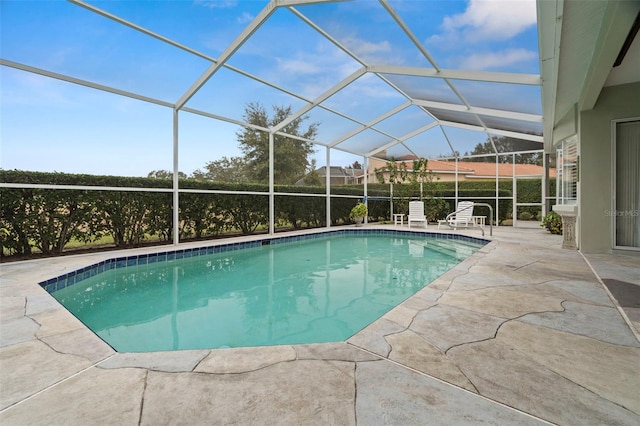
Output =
[{"x1": 561, "y1": 213, "x2": 578, "y2": 249}]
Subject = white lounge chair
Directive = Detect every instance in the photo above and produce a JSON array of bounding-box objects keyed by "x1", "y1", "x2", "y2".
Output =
[
  {"x1": 408, "y1": 201, "x2": 428, "y2": 228},
  {"x1": 438, "y1": 201, "x2": 484, "y2": 229}
]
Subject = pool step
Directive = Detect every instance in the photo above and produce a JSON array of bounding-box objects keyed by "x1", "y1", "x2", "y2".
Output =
[
  {"x1": 449, "y1": 238, "x2": 484, "y2": 249},
  {"x1": 422, "y1": 239, "x2": 478, "y2": 259}
]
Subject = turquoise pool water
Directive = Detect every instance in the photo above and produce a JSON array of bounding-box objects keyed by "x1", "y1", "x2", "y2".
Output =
[{"x1": 50, "y1": 233, "x2": 483, "y2": 352}]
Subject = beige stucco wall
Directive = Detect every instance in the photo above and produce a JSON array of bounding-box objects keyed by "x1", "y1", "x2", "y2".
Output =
[
  {"x1": 435, "y1": 174, "x2": 468, "y2": 182},
  {"x1": 579, "y1": 81, "x2": 640, "y2": 253}
]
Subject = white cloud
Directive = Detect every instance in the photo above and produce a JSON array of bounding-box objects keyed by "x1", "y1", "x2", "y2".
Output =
[
  {"x1": 349, "y1": 39, "x2": 392, "y2": 57},
  {"x1": 193, "y1": 0, "x2": 238, "y2": 9},
  {"x1": 340, "y1": 35, "x2": 414, "y2": 66},
  {"x1": 1, "y1": 69, "x2": 75, "y2": 108},
  {"x1": 237, "y1": 12, "x2": 254, "y2": 24},
  {"x1": 277, "y1": 57, "x2": 321, "y2": 75},
  {"x1": 271, "y1": 47, "x2": 360, "y2": 99},
  {"x1": 432, "y1": 0, "x2": 536, "y2": 43},
  {"x1": 456, "y1": 48, "x2": 537, "y2": 70}
]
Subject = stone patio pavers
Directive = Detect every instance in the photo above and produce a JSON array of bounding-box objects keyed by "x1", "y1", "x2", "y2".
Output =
[
  {"x1": 409, "y1": 285, "x2": 443, "y2": 304},
  {"x1": 447, "y1": 337, "x2": 640, "y2": 426},
  {"x1": 195, "y1": 345, "x2": 297, "y2": 374},
  {"x1": 294, "y1": 341, "x2": 380, "y2": 362},
  {"x1": 405, "y1": 304, "x2": 504, "y2": 352},
  {"x1": 40, "y1": 327, "x2": 114, "y2": 363},
  {"x1": 0, "y1": 339, "x2": 96, "y2": 410},
  {"x1": 1, "y1": 226, "x2": 638, "y2": 425},
  {"x1": 346, "y1": 229, "x2": 640, "y2": 425},
  {"x1": 496, "y1": 320, "x2": 640, "y2": 414},
  {"x1": 347, "y1": 317, "x2": 405, "y2": 358},
  {"x1": 602, "y1": 279, "x2": 640, "y2": 309},
  {"x1": 0, "y1": 316, "x2": 40, "y2": 347},
  {"x1": 25, "y1": 292, "x2": 64, "y2": 316},
  {"x1": 585, "y1": 254, "x2": 640, "y2": 285},
  {"x1": 520, "y1": 300, "x2": 640, "y2": 346},
  {"x1": 0, "y1": 367, "x2": 146, "y2": 425},
  {"x1": 437, "y1": 286, "x2": 565, "y2": 318},
  {"x1": 0, "y1": 296, "x2": 25, "y2": 321},
  {"x1": 542, "y1": 279, "x2": 616, "y2": 305},
  {"x1": 30, "y1": 307, "x2": 89, "y2": 339},
  {"x1": 101, "y1": 349, "x2": 210, "y2": 373},
  {"x1": 141, "y1": 360, "x2": 357, "y2": 425},
  {"x1": 381, "y1": 303, "x2": 426, "y2": 328},
  {"x1": 355, "y1": 359, "x2": 545, "y2": 425},
  {"x1": 584, "y1": 253, "x2": 640, "y2": 338},
  {"x1": 385, "y1": 329, "x2": 477, "y2": 392},
  {"x1": 0, "y1": 297, "x2": 38, "y2": 347}
]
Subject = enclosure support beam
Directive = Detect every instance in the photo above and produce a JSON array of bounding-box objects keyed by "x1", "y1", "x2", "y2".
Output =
[
  {"x1": 496, "y1": 154, "x2": 500, "y2": 225},
  {"x1": 269, "y1": 132, "x2": 275, "y2": 236},
  {"x1": 454, "y1": 157, "x2": 459, "y2": 207},
  {"x1": 326, "y1": 147, "x2": 331, "y2": 229},
  {"x1": 173, "y1": 109, "x2": 180, "y2": 246},
  {"x1": 363, "y1": 156, "x2": 369, "y2": 225},
  {"x1": 1, "y1": 59, "x2": 173, "y2": 108},
  {"x1": 271, "y1": 68, "x2": 365, "y2": 134},
  {"x1": 512, "y1": 154, "x2": 517, "y2": 227},
  {"x1": 412, "y1": 99, "x2": 542, "y2": 123},
  {"x1": 368, "y1": 65, "x2": 541, "y2": 86},
  {"x1": 438, "y1": 120, "x2": 544, "y2": 143},
  {"x1": 175, "y1": 1, "x2": 277, "y2": 110},
  {"x1": 367, "y1": 122, "x2": 438, "y2": 158}
]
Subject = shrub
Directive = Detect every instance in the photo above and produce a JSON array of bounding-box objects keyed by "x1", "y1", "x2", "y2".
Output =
[
  {"x1": 541, "y1": 211, "x2": 562, "y2": 235},
  {"x1": 519, "y1": 211, "x2": 534, "y2": 221},
  {"x1": 349, "y1": 202, "x2": 368, "y2": 219}
]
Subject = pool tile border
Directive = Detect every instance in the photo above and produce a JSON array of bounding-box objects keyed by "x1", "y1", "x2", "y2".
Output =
[{"x1": 39, "y1": 229, "x2": 488, "y2": 294}]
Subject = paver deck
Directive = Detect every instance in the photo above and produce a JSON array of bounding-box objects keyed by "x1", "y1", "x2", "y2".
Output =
[{"x1": 1, "y1": 225, "x2": 638, "y2": 425}]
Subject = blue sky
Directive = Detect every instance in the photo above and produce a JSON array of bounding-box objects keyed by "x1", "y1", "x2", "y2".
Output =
[{"x1": 0, "y1": 0, "x2": 540, "y2": 178}]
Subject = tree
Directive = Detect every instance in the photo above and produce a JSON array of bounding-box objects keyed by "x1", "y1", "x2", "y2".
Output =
[
  {"x1": 147, "y1": 170, "x2": 187, "y2": 179},
  {"x1": 300, "y1": 158, "x2": 323, "y2": 186},
  {"x1": 350, "y1": 161, "x2": 362, "y2": 169},
  {"x1": 191, "y1": 156, "x2": 250, "y2": 182},
  {"x1": 374, "y1": 158, "x2": 446, "y2": 221},
  {"x1": 237, "y1": 102, "x2": 318, "y2": 184},
  {"x1": 464, "y1": 136, "x2": 543, "y2": 165}
]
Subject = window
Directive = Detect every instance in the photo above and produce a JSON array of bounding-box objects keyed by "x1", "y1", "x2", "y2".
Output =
[
  {"x1": 556, "y1": 136, "x2": 578, "y2": 205},
  {"x1": 614, "y1": 119, "x2": 640, "y2": 249}
]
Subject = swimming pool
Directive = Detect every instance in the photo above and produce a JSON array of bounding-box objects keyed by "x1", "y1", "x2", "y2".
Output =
[{"x1": 42, "y1": 230, "x2": 486, "y2": 352}]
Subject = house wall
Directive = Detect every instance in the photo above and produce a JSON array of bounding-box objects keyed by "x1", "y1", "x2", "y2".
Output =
[
  {"x1": 366, "y1": 171, "x2": 472, "y2": 183},
  {"x1": 435, "y1": 174, "x2": 467, "y2": 182},
  {"x1": 553, "y1": 106, "x2": 578, "y2": 146},
  {"x1": 579, "y1": 81, "x2": 640, "y2": 253}
]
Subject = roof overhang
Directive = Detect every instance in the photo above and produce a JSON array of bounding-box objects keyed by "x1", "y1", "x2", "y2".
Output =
[{"x1": 538, "y1": 0, "x2": 640, "y2": 151}]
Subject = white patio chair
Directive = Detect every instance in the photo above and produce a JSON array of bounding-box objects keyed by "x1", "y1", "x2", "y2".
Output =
[
  {"x1": 407, "y1": 201, "x2": 428, "y2": 228},
  {"x1": 438, "y1": 201, "x2": 478, "y2": 229}
]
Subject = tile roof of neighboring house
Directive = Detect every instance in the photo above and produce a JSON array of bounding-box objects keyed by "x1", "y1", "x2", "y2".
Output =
[
  {"x1": 317, "y1": 166, "x2": 365, "y2": 177},
  {"x1": 370, "y1": 158, "x2": 555, "y2": 178},
  {"x1": 424, "y1": 160, "x2": 475, "y2": 174},
  {"x1": 428, "y1": 161, "x2": 556, "y2": 178}
]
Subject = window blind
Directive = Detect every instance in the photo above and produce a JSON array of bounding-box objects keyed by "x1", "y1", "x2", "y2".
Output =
[{"x1": 615, "y1": 120, "x2": 640, "y2": 249}]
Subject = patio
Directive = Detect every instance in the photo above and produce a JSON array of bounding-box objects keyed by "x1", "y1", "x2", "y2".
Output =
[{"x1": 1, "y1": 225, "x2": 638, "y2": 425}]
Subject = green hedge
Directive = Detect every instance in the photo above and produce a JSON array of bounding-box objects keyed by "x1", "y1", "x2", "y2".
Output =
[
  {"x1": 0, "y1": 171, "x2": 388, "y2": 257},
  {"x1": 1, "y1": 170, "x2": 553, "y2": 258}
]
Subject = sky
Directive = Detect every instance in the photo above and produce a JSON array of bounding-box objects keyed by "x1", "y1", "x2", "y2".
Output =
[{"x1": 0, "y1": 0, "x2": 541, "y2": 178}]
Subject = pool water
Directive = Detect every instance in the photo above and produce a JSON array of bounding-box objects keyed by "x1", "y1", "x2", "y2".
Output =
[{"x1": 51, "y1": 234, "x2": 483, "y2": 352}]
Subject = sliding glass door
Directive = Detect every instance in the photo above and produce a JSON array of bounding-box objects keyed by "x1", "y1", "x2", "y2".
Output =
[{"x1": 614, "y1": 119, "x2": 640, "y2": 250}]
